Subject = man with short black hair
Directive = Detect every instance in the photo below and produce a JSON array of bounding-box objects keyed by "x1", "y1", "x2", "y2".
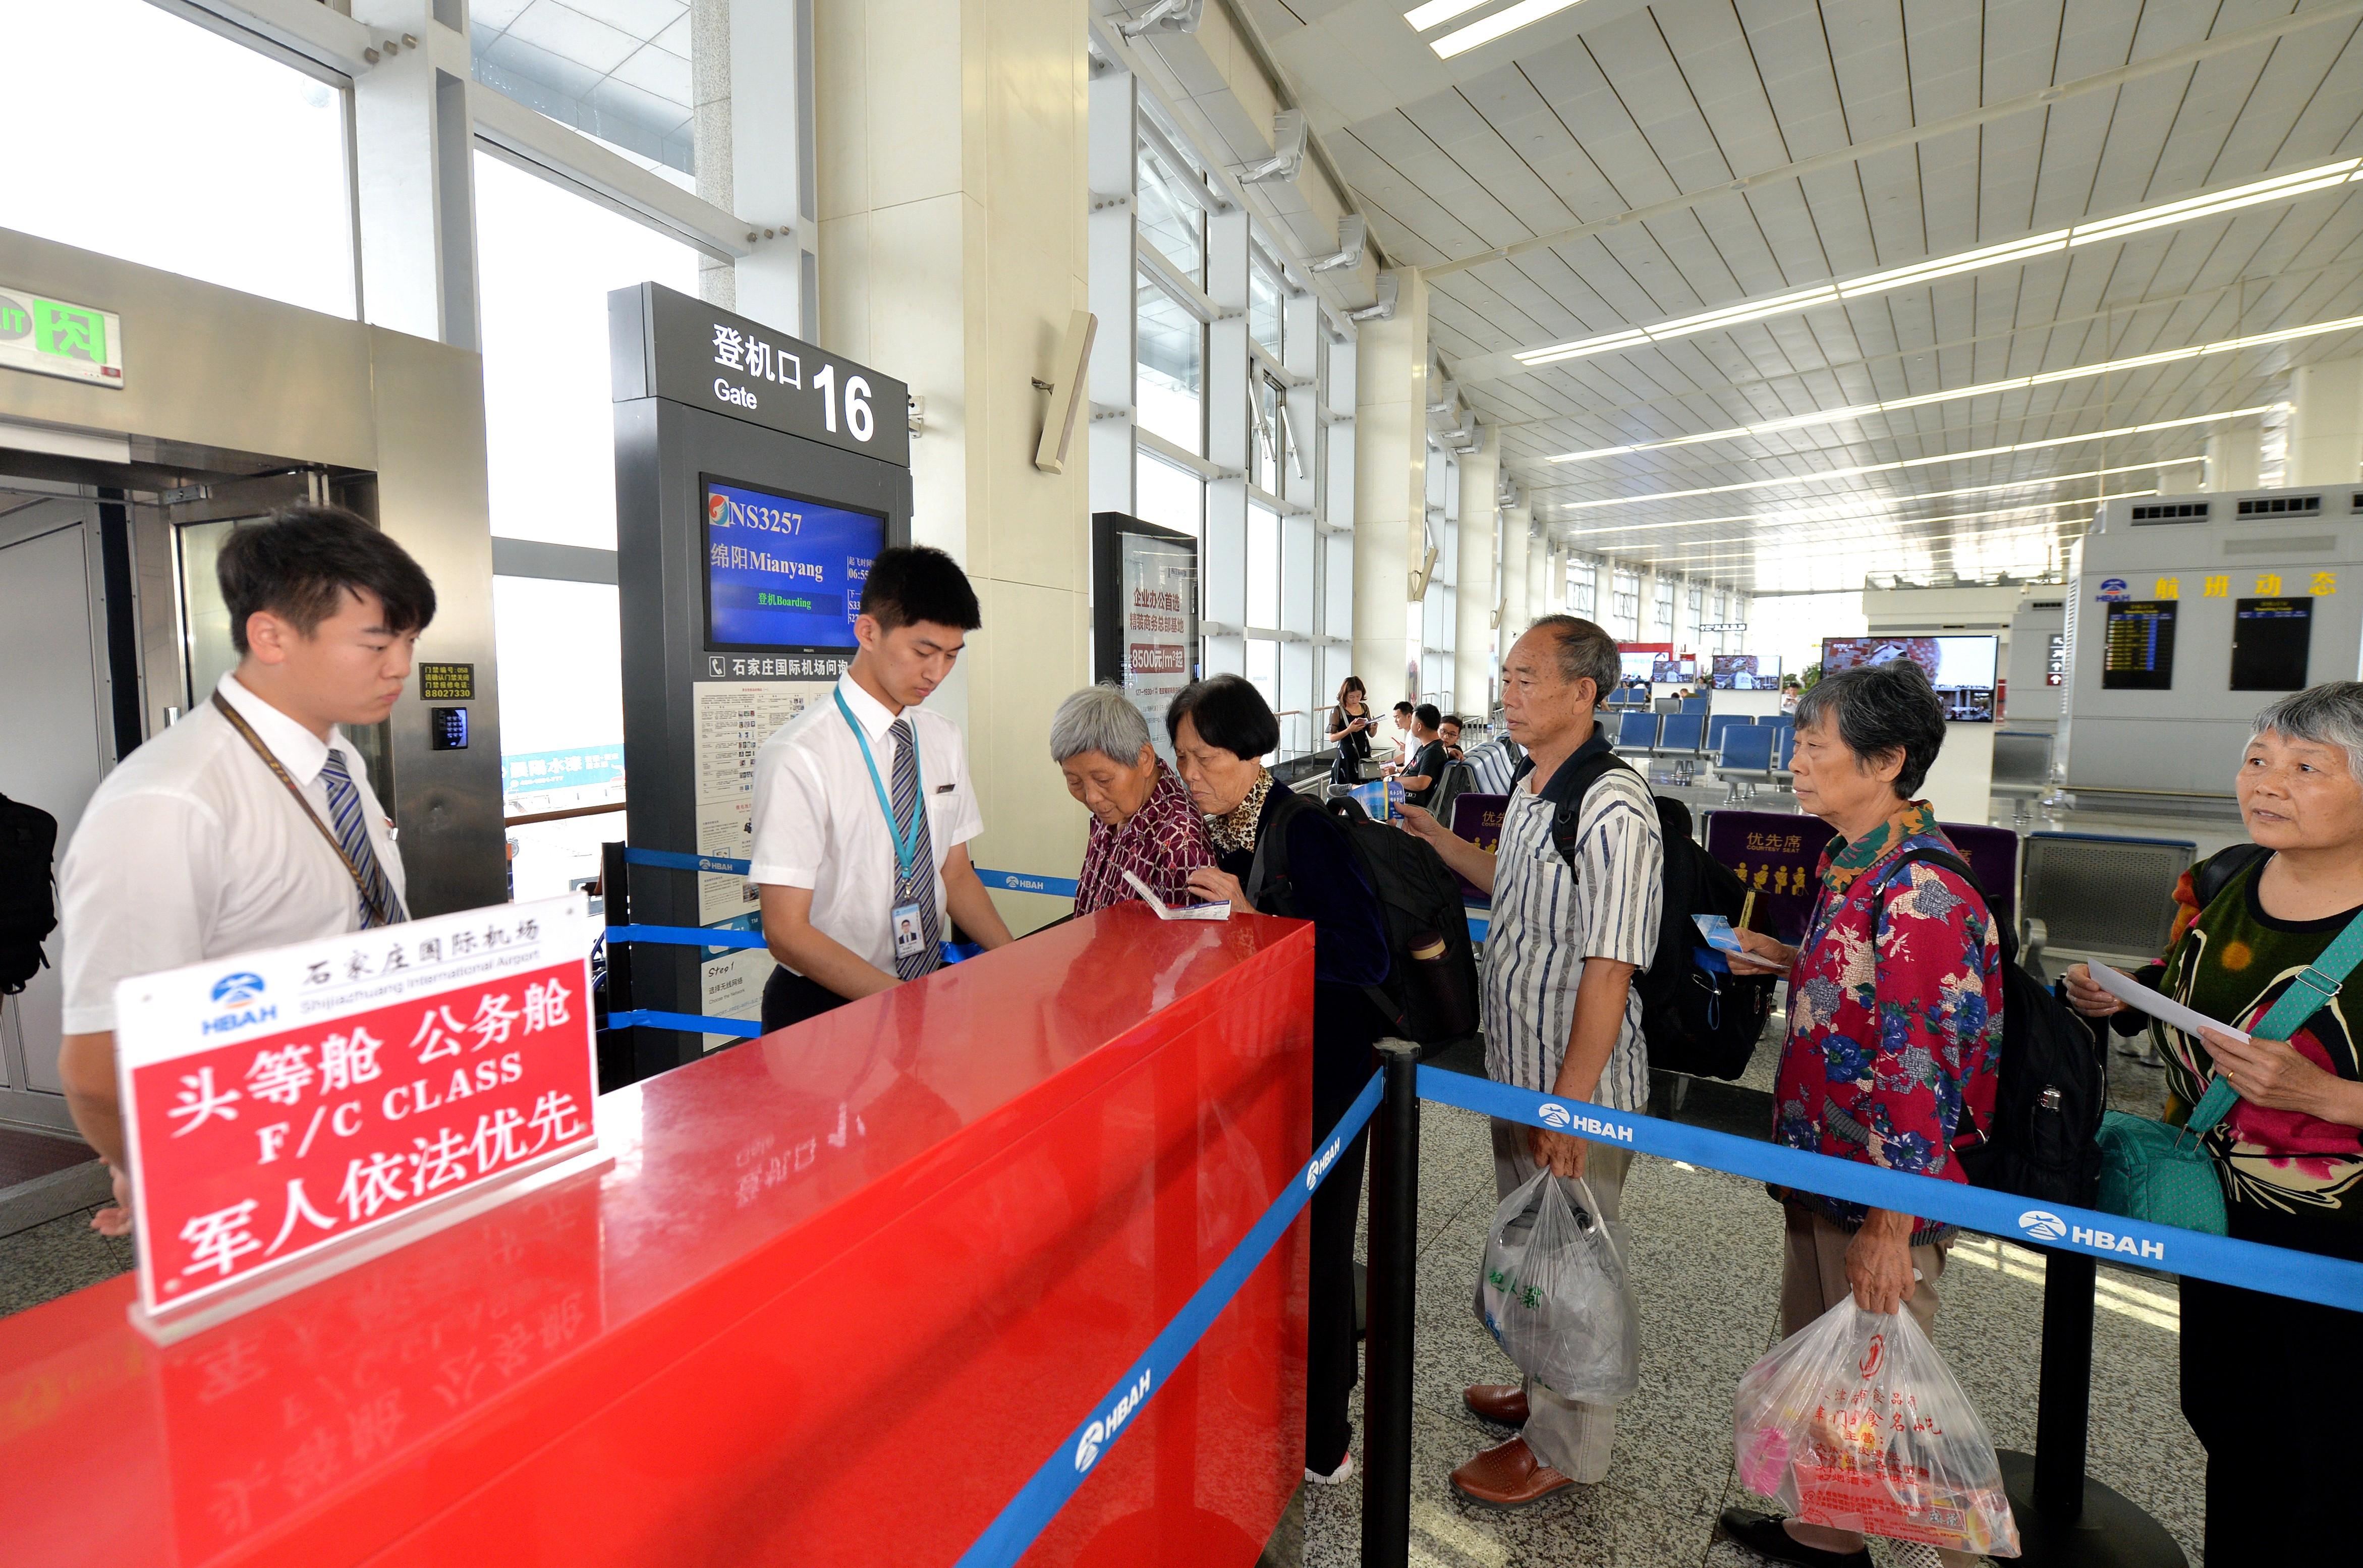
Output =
[
  {"x1": 749, "y1": 544, "x2": 1015, "y2": 1030},
  {"x1": 1388, "y1": 700, "x2": 1416, "y2": 766},
  {"x1": 1397, "y1": 703, "x2": 1450, "y2": 808},
  {"x1": 1438, "y1": 714, "x2": 1464, "y2": 761},
  {"x1": 58, "y1": 504, "x2": 437, "y2": 1235}
]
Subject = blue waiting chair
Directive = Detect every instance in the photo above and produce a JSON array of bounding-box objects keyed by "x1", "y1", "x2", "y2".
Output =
[
  {"x1": 1657, "y1": 711, "x2": 1705, "y2": 755},
  {"x1": 1678, "y1": 696, "x2": 1708, "y2": 716},
  {"x1": 1714, "y1": 723, "x2": 1778, "y2": 790},
  {"x1": 1614, "y1": 711, "x2": 1660, "y2": 752},
  {"x1": 1707, "y1": 713, "x2": 1754, "y2": 757}
]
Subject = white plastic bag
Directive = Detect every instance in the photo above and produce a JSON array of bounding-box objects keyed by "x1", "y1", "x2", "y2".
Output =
[
  {"x1": 1472, "y1": 1169, "x2": 1640, "y2": 1405},
  {"x1": 1733, "y1": 1299, "x2": 2020, "y2": 1557}
]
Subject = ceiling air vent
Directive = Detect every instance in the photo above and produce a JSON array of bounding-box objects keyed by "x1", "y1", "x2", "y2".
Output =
[
  {"x1": 2130, "y1": 501, "x2": 2208, "y2": 522},
  {"x1": 2236, "y1": 495, "x2": 2321, "y2": 517},
  {"x1": 2031, "y1": 599, "x2": 2065, "y2": 610}
]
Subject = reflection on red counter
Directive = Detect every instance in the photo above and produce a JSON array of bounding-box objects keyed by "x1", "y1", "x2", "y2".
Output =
[{"x1": 0, "y1": 904, "x2": 1316, "y2": 1568}]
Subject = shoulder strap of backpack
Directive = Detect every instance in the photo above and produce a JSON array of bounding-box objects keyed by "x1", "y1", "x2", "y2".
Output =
[
  {"x1": 1871, "y1": 845, "x2": 2015, "y2": 968},
  {"x1": 2191, "y1": 842, "x2": 2270, "y2": 913}
]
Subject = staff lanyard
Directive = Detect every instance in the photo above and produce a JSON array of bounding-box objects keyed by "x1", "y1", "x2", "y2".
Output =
[{"x1": 836, "y1": 689, "x2": 923, "y2": 882}]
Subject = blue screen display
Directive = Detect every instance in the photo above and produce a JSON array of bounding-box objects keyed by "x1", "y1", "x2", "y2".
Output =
[{"x1": 704, "y1": 478, "x2": 884, "y2": 650}]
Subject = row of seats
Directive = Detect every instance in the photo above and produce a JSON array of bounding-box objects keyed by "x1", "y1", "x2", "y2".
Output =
[{"x1": 1613, "y1": 711, "x2": 1796, "y2": 780}]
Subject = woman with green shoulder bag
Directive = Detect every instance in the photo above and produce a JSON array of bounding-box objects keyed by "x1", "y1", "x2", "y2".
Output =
[{"x1": 2062, "y1": 682, "x2": 2363, "y2": 1567}]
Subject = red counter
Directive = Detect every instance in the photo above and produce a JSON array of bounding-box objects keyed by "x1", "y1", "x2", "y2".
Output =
[{"x1": 0, "y1": 906, "x2": 1316, "y2": 1567}]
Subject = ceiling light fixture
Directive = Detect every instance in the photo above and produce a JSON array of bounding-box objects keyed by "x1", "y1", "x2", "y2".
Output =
[
  {"x1": 1403, "y1": 0, "x2": 1493, "y2": 27},
  {"x1": 1512, "y1": 160, "x2": 2363, "y2": 369},
  {"x1": 1545, "y1": 403, "x2": 2280, "y2": 512},
  {"x1": 1542, "y1": 313, "x2": 2363, "y2": 464},
  {"x1": 1552, "y1": 466, "x2": 2168, "y2": 540},
  {"x1": 1430, "y1": 0, "x2": 1587, "y2": 59}
]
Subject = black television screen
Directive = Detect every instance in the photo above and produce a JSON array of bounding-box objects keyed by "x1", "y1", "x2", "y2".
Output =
[
  {"x1": 703, "y1": 474, "x2": 886, "y2": 652},
  {"x1": 1820, "y1": 635, "x2": 1999, "y2": 722},
  {"x1": 1651, "y1": 655, "x2": 1698, "y2": 683},
  {"x1": 2231, "y1": 597, "x2": 2313, "y2": 691},
  {"x1": 1711, "y1": 654, "x2": 1778, "y2": 690}
]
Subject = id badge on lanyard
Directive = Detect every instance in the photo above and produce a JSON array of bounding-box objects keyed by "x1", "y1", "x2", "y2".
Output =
[
  {"x1": 838, "y1": 690, "x2": 932, "y2": 951},
  {"x1": 892, "y1": 902, "x2": 928, "y2": 960}
]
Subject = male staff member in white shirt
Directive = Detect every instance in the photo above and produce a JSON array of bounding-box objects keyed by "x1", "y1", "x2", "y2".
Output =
[
  {"x1": 57, "y1": 505, "x2": 433, "y2": 1235},
  {"x1": 749, "y1": 545, "x2": 1015, "y2": 1030}
]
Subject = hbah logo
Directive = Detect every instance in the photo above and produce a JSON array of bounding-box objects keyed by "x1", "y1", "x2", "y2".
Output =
[
  {"x1": 202, "y1": 971, "x2": 276, "y2": 1036},
  {"x1": 1073, "y1": 1370, "x2": 1154, "y2": 1475},
  {"x1": 2018, "y1": 1209, "x2": 2069, "y2": 1243},
  {"x1": 1539, "y1": 1102, "x2": 1572, "y2": 1130},
  {"x1": 1307, "y1": 1135, "x2": 1343, "y2": 1192}
]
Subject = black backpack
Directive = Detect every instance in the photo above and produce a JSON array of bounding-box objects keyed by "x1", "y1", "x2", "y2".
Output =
[
  {"x1": 1248, "y1": 784, "x2": 1480, "y2": 1049},
  {"x1": 0, "y1": 792, "x2": 60, "y2": 995},
  {"x1": 1531, "y1": 745, "x2": 1777, "y2": 1081},
  {"x1": 1878, "y1": 847, "x2": 2105, "y2": 1207}
]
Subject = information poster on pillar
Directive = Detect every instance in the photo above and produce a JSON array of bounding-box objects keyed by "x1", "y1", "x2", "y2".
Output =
[
  {"x1": 1118, "y1": 531, "x2": 1197, "y2": 751},
  {"x1": 111, "y1": 894, "x2": 600, "y2": 1328},
  {"x1": 691, "y1": 680, "x2": 825, "y2": 924}
]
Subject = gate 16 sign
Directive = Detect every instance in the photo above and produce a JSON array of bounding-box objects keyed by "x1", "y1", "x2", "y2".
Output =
[{"x1": 113, "y1": 894, "x2": 600, "y2": 1326}]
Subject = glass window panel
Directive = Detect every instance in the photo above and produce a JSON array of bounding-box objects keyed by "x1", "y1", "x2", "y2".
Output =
[
  {"x1": 1135, "y1": 452, "x2": 1203, "y2": 536},
  {"x1": 474, "y1": 4, "x2": 698, "y2": 183},
  {"x1": 1247, "y1": 505, "x2": 1279, "y2": 629},
  {"x1": 0, "y1": 0, "x2": 354, "y2": 316},
  {"x1": 1251, "y1": 376, "x2": 1285, "y2": 493},
  {"x1": 477, "y1": 153, "x2": 702, "y2": 549},
  {"x1": 1136, "y1": 454, "x2": 1202, "y2": 535},
  {"x1": 1137, "y1": 143, "x2": 1205, "y2": 283},
  {"x1": 492, "y1": 575, "x2": 624, "y2": 800},
  {"x1": 1246, "y1": 638, "x2": 1280, "y2": 754},
  {"x1": 1250, "y1": 261, "x2": 1284, "y2": 359},
  {"x1": 1136, "y1": 275, "x2": 1205, "y2": 455}
]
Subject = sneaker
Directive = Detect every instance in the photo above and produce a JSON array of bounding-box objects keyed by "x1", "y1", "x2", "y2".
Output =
[{"x1": 1306, "y1": 1453, "x2": 1355, "y2": 1485}]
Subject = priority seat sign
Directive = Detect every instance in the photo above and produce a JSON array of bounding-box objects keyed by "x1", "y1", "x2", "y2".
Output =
[{"x1": 114, "y1": 893, "x2": 602, "y2": 1335}]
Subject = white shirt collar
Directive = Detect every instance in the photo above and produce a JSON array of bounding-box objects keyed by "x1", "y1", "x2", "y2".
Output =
[
  {"x1": 833, "y1": 671, "x2": 905, "y2": 743},
  {"x1": 216, "y1": 672, "x2": 349, "y2": 787}
]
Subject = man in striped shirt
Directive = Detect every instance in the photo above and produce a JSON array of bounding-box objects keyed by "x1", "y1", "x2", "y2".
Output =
[{"x1": 1400, "y1": 614, "x2": 1663, "y2": 1508}]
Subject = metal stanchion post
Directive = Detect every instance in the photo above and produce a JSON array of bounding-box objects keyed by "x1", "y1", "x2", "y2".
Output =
[
  {"x1": 595, "y1": 842, "x2": 637, "y2": 1093},
  {"x1": 1996, "y1": 1248, "x2": 2187, "y2": 1567},
  {"x1": 1360, "y1": 1040, "x2": 1421, "y2": 1568}
]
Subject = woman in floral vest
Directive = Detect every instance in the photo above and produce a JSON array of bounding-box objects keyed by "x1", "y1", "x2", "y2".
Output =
[{"x1": 1717, "y1": 658, "x2": 2006, "y2": 1568}]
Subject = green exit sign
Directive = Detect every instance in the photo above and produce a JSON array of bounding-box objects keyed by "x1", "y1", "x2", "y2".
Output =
[{"x1": 0, "y1": 286, "x2": 124, "y2": 388}]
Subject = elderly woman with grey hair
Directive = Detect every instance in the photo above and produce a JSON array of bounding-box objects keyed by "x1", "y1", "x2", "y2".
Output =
[
  {"x1": 1051, "y1": 684, "x2": 1216, "y2": 916},
  {"x1": 2061, "y1": 680, "x2": 2363, "y2": 1565},
  {"x1": 1718, "y1": 658, "x2": 2005, "y2": 1568}
]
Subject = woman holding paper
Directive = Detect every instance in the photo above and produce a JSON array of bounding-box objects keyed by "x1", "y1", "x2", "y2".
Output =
[
  {"x1": 2063, "y1": 682, "x2": 2363, "y2": 1565},
  {"x1": 1717, "y1": 660, "x2": 2005, "y2": 1568},
  {"x1": 1052, "y1": 685, "x2": 1216, "y2": 917},
  {"x1": 1166, "y1": 673, "x2": 1390, "y2": 1488}
]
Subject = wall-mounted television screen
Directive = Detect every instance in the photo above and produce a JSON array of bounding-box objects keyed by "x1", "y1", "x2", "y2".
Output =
[
  {"x1": 1711, "y1": 654, "x2": 1780, "y2": 690},
  {"x1": 1618, "y1": 652, "x2": 1660, "y2": 683},
  {"x1": 703, "y1": 474, "x2": 886, "y2": 652},
  {"x1": 1820, "y1": 635, "x2": 1999, "y2": 722},
  {"x1": 1651, "y1": 655, "x2": 1699, "y2": 683}
]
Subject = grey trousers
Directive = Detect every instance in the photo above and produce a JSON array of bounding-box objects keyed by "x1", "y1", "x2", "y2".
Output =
[{"x1": 1487, "y1": 1117, "x2": 1633, "y2": 1483}]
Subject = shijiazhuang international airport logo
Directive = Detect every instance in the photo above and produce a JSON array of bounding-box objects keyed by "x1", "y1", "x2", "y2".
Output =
[
  {"x1": 209, "y1": 972, "x2": 266, "y2": 1007},
  {"x1": 1539, "y1": 1102, "x2": 1572, "y2": 1129},
  {"x1": 2018, "y1": 1210, "x2": 2069, "y2": 1243}
]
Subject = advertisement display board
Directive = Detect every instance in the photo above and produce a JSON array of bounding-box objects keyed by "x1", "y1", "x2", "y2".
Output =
[
  {"x1": 1093, "y1": 513, "x2": 1199, "y2": 754},
  {"x1": 1711, "y1": 654, "x2": 1779, "y2": 690},
  {"x1": 112, "y1": 894, "x2": 601, "y2": 1337},
  {"x1": 1820, "y1": 636, "x2": 2000, "y2": 721}
]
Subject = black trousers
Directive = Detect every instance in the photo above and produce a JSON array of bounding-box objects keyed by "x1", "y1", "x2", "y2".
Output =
[
  {"x1": 2179, "y1": 1211, "x2": 2363, "y2": 1565},
  {"x1": 1306, "y1": 984, "x2": 1383, "y2": 1472},
  {"x1": 761, "y1": 966, "x2": 851, "y2": 1033}
]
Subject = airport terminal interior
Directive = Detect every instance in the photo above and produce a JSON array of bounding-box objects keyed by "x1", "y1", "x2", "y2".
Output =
[{"x1": 12, "y1": 0, "x2": 2363, "y2": 1562}]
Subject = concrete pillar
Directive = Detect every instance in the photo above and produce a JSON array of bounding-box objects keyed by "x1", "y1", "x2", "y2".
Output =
[
  {"x1": 1529, "y1": 533, "x2": 1549, "y2": 625},
  {"x1": 1500, "y1": 505, "x2": 1530, "y2": 649},
  {"x1": 1352, "y1": 269, "x2": 1429, "y2": 702},
  {"x1": 814, "y1": 0, "x2": 1091, "y2": 932},
  {"x1": 2288, "y1": 358, "x2": 2363, "y2": 488},
  {"x1": 351, "y1": 1, "x2": 480, "y2": 348},
  {"x1": 692, "y1": 0, "x2": 817, "y2": 332},
  {"x1": 2206, "y1": 423, "x2": 2263, "y2": 492},
  {"x1": 1454, "y1": 431, "x2": 1497, "y2": 715}
]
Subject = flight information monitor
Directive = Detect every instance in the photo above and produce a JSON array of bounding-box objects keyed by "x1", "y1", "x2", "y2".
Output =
[
  {"x1": 2231, "y1": 597, "x2": 2314, "y2": 691},
  {"x1": 2101, "y1": 600, "x2": 2177, "y2": 691},
  {"x1": 1820, "y1": 635, "x2": 1999, "y2": 721},
  {"x1": 702, "y1": 474, "x2": 885, "y2": 652}
]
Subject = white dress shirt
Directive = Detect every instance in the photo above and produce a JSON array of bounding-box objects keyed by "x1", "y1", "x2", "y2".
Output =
[
  {"x1": 747, "y1": 673, "x2": 983, "y2": 976},
  {"x1": 60, "y1": 673, "x2": 407, "y2": 1034}
]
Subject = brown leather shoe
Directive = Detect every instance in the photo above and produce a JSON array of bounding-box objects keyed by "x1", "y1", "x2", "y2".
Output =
[
  {"x1": 1462, "y1": 1382, "x2": 1529, "y2": 1427},
  {"x1": 1449, "y1": 1436, "x2": 1574, "y2": 1509}
]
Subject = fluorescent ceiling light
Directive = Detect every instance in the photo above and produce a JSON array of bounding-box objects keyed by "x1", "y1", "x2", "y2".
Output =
[
  {"x1": 1553, "y1": 464, "x2": 2168, "y2": 538},
  {"x1": 1542, "y1": 315, "x2": 2363, "y2": 465},
  {"x1": 1545, "y1": 403, "x2": 2280, "y2": 512},
  {"x1": 1404, "y1": 0, "x2": 1492, "y2": 27},
  {"x1": 1510, "y1": 160, "x2": 2363, "y2": 368},
  {"x1": 1431, "y1": 0, "x2": 1586, "y2": 58}
]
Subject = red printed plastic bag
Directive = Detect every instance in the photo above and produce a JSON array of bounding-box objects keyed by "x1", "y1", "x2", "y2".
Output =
[{"x1": 1733, "y1": 1300, "x2": 2020, "y2": 1556}]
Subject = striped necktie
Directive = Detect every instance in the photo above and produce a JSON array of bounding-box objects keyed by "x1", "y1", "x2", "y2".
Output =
[
  {"x1": 888, "y1": 716, "x2": 941, "y2": 979},
  {"x1": 319, "y1": 749, "x2": 408, "y2": 928}
]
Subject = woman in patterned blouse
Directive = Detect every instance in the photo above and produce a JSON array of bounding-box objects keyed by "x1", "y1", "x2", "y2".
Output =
[
  {"x1": 1051, "y1": 685, "x2": 1215, "y2": 916},
  {"x1": 1718, "y1": 659, "x2": 2004, "y2": 1568}
]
